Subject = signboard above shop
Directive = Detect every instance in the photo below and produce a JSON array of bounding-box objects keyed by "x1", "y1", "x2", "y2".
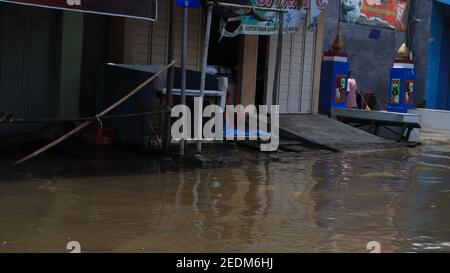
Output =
[
  {"x1": 220, "y1": 0, "x2": 302, "y2": 37},
  {"x1": 219, "y1": 0, "x2": 329, "y2": 37},
  {"x1": 340, "y1": 0, "x2": 408, "y2": 31},
  {"x1": 0, "y1": 0, "x2": 158, "y2": 21}
]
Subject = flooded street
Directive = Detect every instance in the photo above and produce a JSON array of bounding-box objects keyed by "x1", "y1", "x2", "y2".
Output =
[{"x1": 1, "y1": 142, "x2": 450, "y2": 253}]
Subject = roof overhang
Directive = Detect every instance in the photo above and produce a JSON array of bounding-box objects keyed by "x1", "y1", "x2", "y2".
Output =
[{"x1": 0, "y1": 0, "x2": 157, "y2": 21}]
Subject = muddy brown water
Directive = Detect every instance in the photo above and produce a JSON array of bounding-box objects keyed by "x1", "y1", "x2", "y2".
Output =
[{"x1": 0, "y1": 143, "x2": 449, "y2": 253}]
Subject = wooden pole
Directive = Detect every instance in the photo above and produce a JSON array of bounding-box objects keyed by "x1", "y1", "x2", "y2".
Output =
[
  {"x1": 211, "y1": 1, "x2": 288, "y2": 13},
  {"x1": 196, "y1": 3, "x2": 213, "y2": 154},
  {"x1": 272, "y1": 12, "x2": 284, "y2": 106},
  {"x1": 163, "y1": 0, "x2": 176, "y2": 154},
  {"x1": 13, "y1": 61, "x2": 176, "y2": 166},
  {"x1": 180, "y1": 6, "x2": 188, "y2": 156}
]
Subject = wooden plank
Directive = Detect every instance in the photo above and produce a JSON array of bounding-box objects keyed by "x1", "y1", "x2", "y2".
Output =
[
  {"x1": 312, "y1": 13, "x2": 325, "y2": 114},
  {"x1": 278, "y1": 114, "x2": 398, "y2": 152}
]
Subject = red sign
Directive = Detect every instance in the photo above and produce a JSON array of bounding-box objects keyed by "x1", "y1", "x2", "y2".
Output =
[
  {"x1": 341, "y1": 0, "x2": 408, "y2": 31},
  {"x1": 0, "y1": 0, "x2": 157, "y2": 21},
  {"x1": 360, "y1": 0, "x2": 407, "y2": 31}
]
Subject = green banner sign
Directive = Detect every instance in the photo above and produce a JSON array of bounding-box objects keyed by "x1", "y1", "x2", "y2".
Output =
[{"x1": 220, "y1": 0, "x2": 307, "y2": 37}]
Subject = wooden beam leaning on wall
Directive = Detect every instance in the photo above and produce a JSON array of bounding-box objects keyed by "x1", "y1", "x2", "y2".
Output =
[{"x1": 13, "y1": 61, "x2": 177, "y2": 166}]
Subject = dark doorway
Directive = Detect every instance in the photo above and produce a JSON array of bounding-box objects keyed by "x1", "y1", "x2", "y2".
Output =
[
  {"x1": 207, "y1": 11, "x2": 240, "y2": 105},
  {"x1": 207, "y1": 11, "x2": 239, "y2": 67},
  {"x1": 255, "y1": 36, "x2": 269, "y2": 107},
  {"x1": 79, "y1": 14, "x2": 109, "y2": 116}
]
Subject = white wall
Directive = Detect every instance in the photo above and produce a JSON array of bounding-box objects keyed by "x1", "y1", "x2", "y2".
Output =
[
  {"x1": 266, "y1": 23, "x2": 317, "y2": 113},
  {"x1": 409, "y1": 108, "x2": 450, "y2": 134}
]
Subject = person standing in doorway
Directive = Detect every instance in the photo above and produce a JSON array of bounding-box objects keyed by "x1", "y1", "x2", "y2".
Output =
[{"x1": 347, "y1": 71, "x2": 358, "y2": 108}]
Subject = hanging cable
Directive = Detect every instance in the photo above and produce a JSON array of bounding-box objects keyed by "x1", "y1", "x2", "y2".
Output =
[{"x1": 0, "y1": 109, "x2": 170, "y2": 125}]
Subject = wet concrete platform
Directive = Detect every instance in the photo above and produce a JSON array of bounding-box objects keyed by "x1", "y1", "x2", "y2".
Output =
[
  {"x1": 332, "y1": 108, "x2": 421, "y2": 124},
  {"x1": 278, "y1": 114, "x2": 400, "y2": 152},
  {"x1": 331, "y1": 108, "x2": 421, "y2": 142}
]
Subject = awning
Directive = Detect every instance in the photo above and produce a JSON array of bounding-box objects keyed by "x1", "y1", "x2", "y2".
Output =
[{"x1": 0, "y1": 0, "x2": 157, "y2": 21}]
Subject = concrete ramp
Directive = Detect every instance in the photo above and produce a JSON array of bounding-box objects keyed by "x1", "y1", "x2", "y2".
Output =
[{"x1": 279, "y1": 114, "x2": 400, "y2": 152}]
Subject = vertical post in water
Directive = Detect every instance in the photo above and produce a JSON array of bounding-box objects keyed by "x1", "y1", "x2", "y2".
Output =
[
  {"x1": 272, "y1": 11, "x2": 284, "y2": 106},
  {"x1": 163, "y1": 0, "x2": 175, "y2": 154},
  {"x1": 197, "y1": 3, "x2": 213, "y2": 154},
  {"x1": 180, "y1": 6, "x2": 188, "y2": 156}
]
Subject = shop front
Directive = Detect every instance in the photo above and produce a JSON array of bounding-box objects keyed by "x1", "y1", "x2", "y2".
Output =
[
  {"x1": 0, "y1": 0, "x2": 328, "y2": 148},
  {"x1": 0, "y1": 3, "x2": 59, "y2": 135},
  {"x1": 0, "y1": 0, "x2": 155, "y2": 136},
  {"x1": 121, "y1": 0, "x2": 326, "y2": 114}
]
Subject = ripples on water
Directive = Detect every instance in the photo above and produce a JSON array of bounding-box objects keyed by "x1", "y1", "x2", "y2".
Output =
[{"x1": 0, "y1": 143, "x2": 449, "y2": 253}]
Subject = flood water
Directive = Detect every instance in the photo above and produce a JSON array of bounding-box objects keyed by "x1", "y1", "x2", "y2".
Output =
[{"x1": 1, "y1": 142, "x2": 450, "y2": 253}]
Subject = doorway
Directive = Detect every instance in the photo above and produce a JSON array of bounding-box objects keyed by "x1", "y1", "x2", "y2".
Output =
[
  {"x1": 206, "y1": 11, "x2": 270, "y2": 107},
  {"x1": 207, "y1": 10, "x2": 240, "y2": 105},
  {"x1": 255, "y1": 36, "x2": 269, "y2": 107},
  {"x1": 207, "y1": 11, "x2": 239, "y2": 67}
]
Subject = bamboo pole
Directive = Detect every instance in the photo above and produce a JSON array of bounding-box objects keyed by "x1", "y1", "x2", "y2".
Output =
[
  {"x1": 13, "y1": 61, "x2": 176, "y2": 166},
  {"x1": 272, "y1": 12, "x2": 284, "y2": 106},
  {"x1": 163, "y1": 0, "x2": 176, "y2": 154},
  {"x1": 211, "y1": 2, "x2": 288, "y2": 13},
  {"x1": 0, "y1": 110, "x2": 170, "y2": 124},
  {"x1": 196, "y1": 3, "x2": 213, "y2": 154},
  {"x1": 180, "y1": 6, "x2": 188, "y2": 156}
]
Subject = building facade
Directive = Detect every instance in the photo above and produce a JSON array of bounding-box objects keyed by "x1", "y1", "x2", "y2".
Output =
[
  {"x1": 0, "y1": 2, "x2": 112, "y2": 136},
  {"x1": 120, "y1": 0, "x2": 326, "y2": 114},
  {"x1": 323, "y1": 0, "x2": 450, "y2": 112},
  {"x1": 0, "y1": 0, "x2": 327, "y2": 138}
]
